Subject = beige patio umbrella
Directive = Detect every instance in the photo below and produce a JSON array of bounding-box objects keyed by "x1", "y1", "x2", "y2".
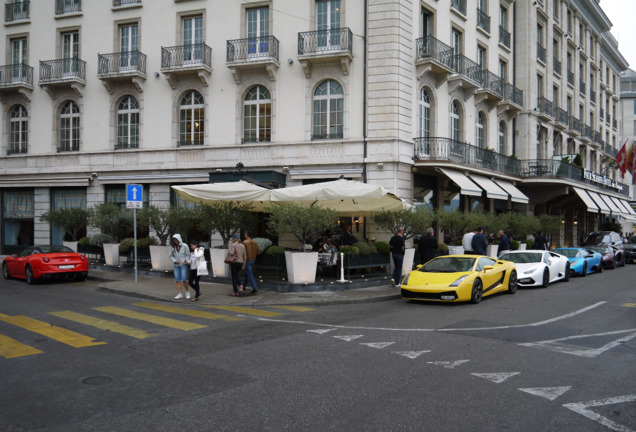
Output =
[{"x1": 171, "y1": 181, "x2": 272, "y2": 212}]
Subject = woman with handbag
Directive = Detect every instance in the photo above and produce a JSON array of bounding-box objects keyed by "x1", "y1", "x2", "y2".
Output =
[
  {"x1": 188, "y1": 239, "x2": 207, "y2": 302},
  {"x1": 227, "y1": 233, "x2": 246, "y2": 296},
  {"x1": 169, "y1": 234, "x2": 191, "y2": 299}
]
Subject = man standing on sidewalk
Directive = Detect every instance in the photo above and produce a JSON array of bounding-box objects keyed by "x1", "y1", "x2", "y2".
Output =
[
  {"x1": 242, "y1": 230, "x2": 261, "y2": 295},
  {"x1": 390, "y1": 227, "x2": 405, "y2": 287}
]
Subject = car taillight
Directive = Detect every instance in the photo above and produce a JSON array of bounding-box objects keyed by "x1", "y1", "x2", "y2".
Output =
[
  {"x1": 42, "y1": 256, "x2": 50, "y2": 263},
  {"x1": 80, "y1": 255, "x2": 86, "y2": 261}
]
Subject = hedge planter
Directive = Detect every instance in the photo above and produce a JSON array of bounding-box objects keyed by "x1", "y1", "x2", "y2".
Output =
[
  {"x1": 210, "y1": 248, "x2": 230, "y2": 278},
  {"x1": 342, "y1": 252, "x2": 390, "y2": 279},
  {"x1": 255, "y1": 253, "x2": 286, "y2": 278},
  {"x1": 103, "y1": 243, "x2": 121, "y2": 266},
  {"x1": 149, "y1": 245, "x2": 172, "y2": 271},
  {"x1": 285, "y1": 251, "x2": 318, "y2": 284}
]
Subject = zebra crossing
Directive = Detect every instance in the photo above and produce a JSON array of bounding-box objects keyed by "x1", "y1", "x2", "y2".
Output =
[{"x1": 0, "y1": 302, "x2": 315, "y2": 359}]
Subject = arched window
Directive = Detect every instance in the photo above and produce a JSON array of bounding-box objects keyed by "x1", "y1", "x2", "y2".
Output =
[
  {"x1": 476, "y1": 111, "x2": 486, "y2": 148},
  {"x1": 179, "y1": 90, "x2": 204, "y2": 146},
  {"x1": 418, "y1": 88, "x2": 431, "y2": 138},
  {"x1": 243, "y1": 85, "x2": 271, "y2": 143},
  {"x1": 59, "y1": 101, "x2": 80, "y2": 152},
  {"x1": 450, "y1": 100, "x2": 461, "y2": 142},
  {"x1": 9, "y1": 105, "x2": 28, "y2": 154},
  {"x1": 498, "y1": 121, "x2": 506, "y2": 154},
  {"x1": 117, "y1": 96, "x2": 139, "y2": 149},
  {"x1": 313, "y1": 79, "x2": 343, "y2": 139}
]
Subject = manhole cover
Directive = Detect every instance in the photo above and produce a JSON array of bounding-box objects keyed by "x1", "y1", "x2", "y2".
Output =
[{"x1": 81, "y1": 376, "x2": 112, "y2": 386}]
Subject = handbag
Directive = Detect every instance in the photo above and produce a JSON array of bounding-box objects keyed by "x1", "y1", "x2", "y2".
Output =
[
  {"x1": 224, "y1": 246, "x2": 237, "y2": 264},
  {"x1": 197, "y1": 259, "x2": 209, "y2": 276}
]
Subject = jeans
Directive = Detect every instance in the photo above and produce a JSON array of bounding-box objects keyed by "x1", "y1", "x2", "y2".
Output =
[
  {"x1": 188, "y1": 269, "x2": 200, "y2": 297},
  {"x1": 173, "y1": 264, "x2": 189, "y2": 282},
  {"x1": 242, "y1": 260, "x2": 258, "y2": 292},
  {"x1": 392, "y1": 253, "x2": 404, "y2": 285},
  {"x1": 230, "y1": 262, "x2": 243, "y2": 293}
]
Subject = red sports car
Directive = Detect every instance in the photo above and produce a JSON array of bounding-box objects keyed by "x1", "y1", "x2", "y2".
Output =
[{"x1": 2, "y1": 245, "x2": 89, "y2": 284}]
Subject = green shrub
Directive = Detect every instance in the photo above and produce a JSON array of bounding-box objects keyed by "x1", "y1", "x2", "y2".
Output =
[
  {"x1": 265, "y1": 245, "x2": 285, "y2": 255},
  {"x1": 438, "y1": 242, "x2": 449, "y2": 255},
  {"x1": 78, "y1": 237, "x2": 90, "y2": 247},
  {"x1": 89, "y1": 234, "x2": 115, "y2": 246},
  {"x1": 119, "y1": 238, "x2": 135, "y2": 253},
  {"x1": 119, "y1": 237, "x2": 157, "y2": 253},
  {"x1": 511, "y1": 239, "x2": 520, "y2": 250},
  {"x1": 253, "y1": 237, "x2": 272, "y2": 252},
  {"x1": 353, "y1": 242, "x2": 372, "y2": 256},
  {"x1": 375, "y1": 241, "x2": 390, "y2": 254},
  {"x1": 526, "y1": 238, "x2": 535, "y2": 249},
  {"x1": 340, "y1": 246, "x2": 359, "y2": 257}
]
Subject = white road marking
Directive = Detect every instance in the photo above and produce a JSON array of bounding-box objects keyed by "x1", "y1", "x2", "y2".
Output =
[
  {"x1": 427, "y1": 360, "x2": 470, "y2": 369},
  {"x1": 333, "y1": 335, "x2": 363, "y2": 342},
  {"x1": 360, "y1": 342, "x2": 395, "y2": 349},
  {"x1": 306, "y1": 329, "x2": 335, "y2": 334},
  {"x1": 471, "y1": 372, "x2": 521, "y2": 384},
  {"x1": 563, "y1": 395, "x2": 636, "y2": 432},
  {"x1": 518, "y1": 386, "x2": 571, "y2": 401},
  {"x1": 393, "y1": 350, "x2": 431, "y2": 359},
  {"x1": 519, "y1": 328, "x2": 636, "y2": 358}
]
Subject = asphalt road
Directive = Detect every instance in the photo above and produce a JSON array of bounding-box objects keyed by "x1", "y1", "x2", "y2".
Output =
[{"x1": 1, "y1": 265, "x2": 635, "y2": 432}]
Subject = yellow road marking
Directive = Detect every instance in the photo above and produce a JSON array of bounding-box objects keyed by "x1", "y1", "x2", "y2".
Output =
[
  {"x1": 133, "y1": 302, "x2": 243, "y2": 322},
  {"x1": 93, "y1": 307, "x2": 206, "y2": 331},
  {"x1": 0, "y1": 334, "x2": 42, "y2": 358},
  {"x1": 272, "y1": 306, "x2": 315, "y2": 312},
  {"x1": 623, "y1": 303, "x2": 636, "y2": 308},
  {"x1": 203, "y1": 305, "x2": 283, "y2": 317},
  {"x1": 0, "y1": 314, "x2": 106, "y2": 348},
  {"x1": 49, "y1": 311, "x2": 158, "y2": 339}
]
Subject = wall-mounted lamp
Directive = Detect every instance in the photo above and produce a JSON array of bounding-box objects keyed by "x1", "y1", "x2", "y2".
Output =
[
  {"x1": 154, "y1": 71, "x2": 160, "y2": 78},
  {"x1": 573, "y1": 216, "x2": 578, "y2": 225},
  {"x1": 287, "y1": 58, "x2": 293, "y2": 65},
  {"x1": 561, "y1": 217, "x2": 565, "y2": 224},
  {"x1": 354, "y1": 216, "x2": 360, "y2": 232}
]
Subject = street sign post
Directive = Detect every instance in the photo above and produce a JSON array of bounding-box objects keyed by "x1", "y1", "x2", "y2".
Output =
[{"x1": 126, "y1": 184, "x2": 143, "y2": 285}]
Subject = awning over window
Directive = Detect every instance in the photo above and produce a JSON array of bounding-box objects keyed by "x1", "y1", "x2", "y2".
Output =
[
  {"x1": 619, "y1": 199, "x2": 636, "y2": 216},
  {"x1": 608, "y1": 196, "x2": 629, "y2": 217},
  {"x1": 572, "y1": 187, "x2": 599, "y2": 213},
  {"x1": 493, "y1": 179, "x2": 530, "y2": 204},
  {"x1": 586, "y1": 190, "x2": 611, "y2": 215},
  {"x1": 438, "y1": 168, "x2": 482, "y2": 197},
  {"x1": 600, "y1": 194, "x2": 622, "y2": 214},
  {"x1": 467, "y1": 174, "x2": 508, "y2": 201}
]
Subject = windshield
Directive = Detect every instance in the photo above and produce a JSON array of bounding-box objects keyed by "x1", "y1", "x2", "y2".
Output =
[
  {"x1": 587, "y1": 246, "x2": 609, "y2": 254},
  {"x1": 554, "y1": 249, "x2": 579, "y2": 258},
  {"x1": 420, "y1": 257, "x2": 475, "y2": 273},
  {"x1": 499, "y1": 252, "x2": 542, "y2": 263},
  {"x1": 585, "y1": 233, "x2": 611, "y2": 244}
]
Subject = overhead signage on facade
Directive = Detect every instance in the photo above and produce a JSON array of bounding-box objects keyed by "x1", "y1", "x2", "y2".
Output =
[{"x1": 583, "y1": 170, "x2": 623, "y2": 192}]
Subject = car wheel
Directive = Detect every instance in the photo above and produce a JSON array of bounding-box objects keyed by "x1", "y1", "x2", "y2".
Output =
[
  {"x1": 470, "y1": 278, "x2": 483, "y2": 304},
  {"x1": 597, "y1": 262, "x2": 603, "y2": 273},
  {"x1": 564, "y1": 263, "x2": 571, "y2": 282},
  {"x1": 25, "y1": 266, "x2": 35, "y2": 285},
  {"x1": 582, "y1": 262, "x2": 587, "y2": 277},
  {"x1": 2, "y1": 262, "x2": 10, "y2": 280},
  {"x1": 610, "y1": 258, "x2": 616, "y2": 269},
  {"x1": 507, "y1": 270, "x2": 518, "y2": 294},
  {"x1": 541, "y1": 269, "x2": 549, "y2": 288}
]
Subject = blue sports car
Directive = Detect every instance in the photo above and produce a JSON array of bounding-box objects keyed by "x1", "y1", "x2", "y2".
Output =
[{"x1": 552, "y1": 247, "x2": 603, "y2": 277}]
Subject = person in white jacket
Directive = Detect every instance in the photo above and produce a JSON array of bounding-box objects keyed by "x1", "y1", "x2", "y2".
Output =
[
  {"x1": 188, "y1": 239, "x2": 206, "y2": 302},
  {"x1": 169, "y1": 233, "x2": 191, "y2": 299}
]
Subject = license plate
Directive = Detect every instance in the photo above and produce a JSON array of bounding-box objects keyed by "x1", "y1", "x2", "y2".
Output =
[{"x1": 59, "y1": 265, "x2": 75, "y2": 269}]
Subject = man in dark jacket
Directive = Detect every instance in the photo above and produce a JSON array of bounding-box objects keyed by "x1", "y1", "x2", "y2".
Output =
[
  {"x1": 390, "y1": 227, "x2": 405, "y2": 287},
  {"x1": 498, "y1": 230, "x2": 511, "y2": 256},
  {"x1": 535, "y1": 231, "x2": 548, "y2": 250},
  {"x1": 471, "y1": 227, "x2": 488, "y2": 255},
  {"x1": 418, "y1": 227, "x2": 438, "y2": 264}
]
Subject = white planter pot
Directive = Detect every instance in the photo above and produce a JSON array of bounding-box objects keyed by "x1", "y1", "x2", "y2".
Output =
[
  {"x1": 103, "y1": 243, "x2": 120, "y2": 266},
  {"x1": 63, "y1": 241, "x2": 78, "y2": 252},
  {"x1": 149, "y1": 245, "x2": 173, "y2": 271},
  {"x1": 448, "y1": 246, "x2": 465, "y2": 255},
  {"x1": 285, "y1": 251, "x2": 318, "y2": 284},
  {"x1": 519, "y1": 243, "x2": 527, "y2": 251},
  {"x1": 210, "y1": 248, "x2": 230, "y2": 278},
  {"x1": 487, "y1": 244, "x2": 499, "y2": 259},
  {"x1": 401, "y1": 248, "x2": 416, "y2": 275}
]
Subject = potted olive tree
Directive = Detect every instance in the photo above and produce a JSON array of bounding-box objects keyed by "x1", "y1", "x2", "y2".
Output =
[
  {"x1": 267, "y1": 203, "x2": 337, "y2": 283},
  {"x1": 138, "y1": 205, "x2": 193, "y2": 271},
  {"x1": 89, "y1": 203, "x2": 133, "y2": 265},
  {"x1": 39, "y1": 207, "x2": 89, "y2": 252}
]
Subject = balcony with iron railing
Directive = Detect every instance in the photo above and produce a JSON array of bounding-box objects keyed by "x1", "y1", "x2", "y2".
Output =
[
  {"x1": 115, "y1": 140, "x2": 139, "y2": 150},
  {"x1": 569, "y1": 115, "x2": 581, "y2": 135},
  {"x1": 5, "y1": 0, "x2": 29, "y2": 22},
  {"x1": 594, "y1": 132, "x2": 602, "y2": 146},
  {"x1": 567, "y1": 70, "x2": 574, "y2": 86},
  {"x1": 583, "y1": 125, "x2": 594, "y2": 141},
  {"x1": 553, "y1": 57, "x2": 561, "y2": 75},
  {"x1": 39, "y1": 58, "x2": 86, "y2": 95},
  {"x1": 499, "y1": 26, "x2": 511, "y2": 49},
  {"x1": 555, "y1": 107, "x2": 569, "y2": 127},
  {"x1": 161, "y1": 43, "x2": 212, "y2": 87},
  {"x1": 477, "y1": 8, "x2": 490, "y2": 33},
  {"x1": 537, "y1": 44, "x2": 546, "y2": 63},
  {"x1": 537, "y1": 97, "x2": 553, "y2": 119},
  {"x1": 590, "y1": 90, "x2": 596, "y2": 104},
  {"x1": 113, "y1": 0, "x2": 141, "y2": 6},
  {"x1": 226, "y1": 36, "x2": 279, "y2": 83},
  {"x1": 579, "y1": 80, "x2": 586, "y2": 95},
  {"x1": 606, "y1": 113, "x2": 610, "y2": 124},
  {"x1": 98, "y1": 51, "x2": 147, "y2": 92},
  {"x1": 298, "y1": 28, "x2": 353, "y2": 77},
  {"x1": 55, "y1": 0, "x2": 80, "y2": 15},
  {"x1": 600, "y1": 108, "x2": 604, "y2": 119},
  {"x1": 415, "y1": 36, "x2": 454, "y2": 76},
  {"x1": 613, "y1": 119, "x2": 617, "y2": 129},
  {"x1": 451, "y1": 0, "x2": 466, "y2": 16},
  {"x1": 0, "y1": 64, "x2": 34, "y2": 91},
  {"x1": 449, "y1": 54, "x2": 482, "y2": 88},
  {"x1": 502, "y1": 83, "x2": 523, "y2": 108},
  {"x1": 474, "y1": 70, "x2": 503, "y2": 101},
  {"x1": 7, "y1": 143, "x2": 27, "y2": 155}
]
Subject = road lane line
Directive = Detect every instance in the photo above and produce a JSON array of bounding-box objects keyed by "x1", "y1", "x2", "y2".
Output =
[
  {"x1": 0, "y1": 334, "x2": 42, "y2": 358},
  {"x1": 272, "y1": 306, "x2": 315, "y2": 312},
  {"x1": 519, "y1": 328, "x2": 636, "y2": 358},
  {"x1": 49, "y1": 311, "x2": 158, "y2": 339},
  {"x1": 203, "y1": 305, "x2": 284, "y2": 317},
  {"x1": 563, "y1": 395, "x2": 636, "y2": 432},
  {"x1": 0, "y1": 315, "x2": 106, "y2": 348},
  {"x1": 93, "y1": 307, "x2": 206, "y2": 331},
  {"x1": 133, "y1": 302, "x2": 243, "y2": 322}
]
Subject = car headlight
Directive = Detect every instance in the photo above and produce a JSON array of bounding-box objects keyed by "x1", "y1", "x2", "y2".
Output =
[
  {"x1": 401, "y1": 274, "x2": 410, "y2": 285},
  {"x1": 450, "y1": 275, "x2": 468, "y2": 286}
]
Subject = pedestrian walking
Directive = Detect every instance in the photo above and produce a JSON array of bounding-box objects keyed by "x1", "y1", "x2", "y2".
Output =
[
  {"x1": 169, "y1": 233, "x2": 191, "y2": 299},
  {"x1": 188, "y1": 239, "x2": 206, "y2": 302},
  {"x1": 498, "y1": 230, "x2": 511, "y2": 256},
  {"x1": 389, "y1": 227, "x2": 406, "y2": 287},
  {"x1": 471, "y1": 227, "x2": 488, "y2": 255},
  {"x1": 229, "y1": 234, "x2": 246, "y2": 297},
  {"x1": 242, "y1": 230, "x2": 261, "y2": 295},
  {"x1": 462, "y1": 229, "x2": 477, "y2": 254},
  {"x1": 534, "y1": 231, "x2": 548, "y2": 250},
  {"x1": 418, "y1": 227, "x2": 438, "y2": 264}
]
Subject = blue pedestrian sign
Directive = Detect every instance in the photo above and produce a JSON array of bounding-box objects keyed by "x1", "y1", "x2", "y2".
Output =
[{"x1": 126, "y1": 184, "x2": 143, "y2": 209}]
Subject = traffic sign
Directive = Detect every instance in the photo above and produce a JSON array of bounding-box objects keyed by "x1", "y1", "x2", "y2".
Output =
[{"x1": 126, "y1": 184, "x2": 143, "y2": 209}]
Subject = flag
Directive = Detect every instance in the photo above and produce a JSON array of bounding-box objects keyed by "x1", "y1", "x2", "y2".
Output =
[
  {"x1": 629, "y1": 141, "x2": 636, "y2": 184},
  {"x1": 616, "y1": 139, "x2": 628, "y2": 178}
]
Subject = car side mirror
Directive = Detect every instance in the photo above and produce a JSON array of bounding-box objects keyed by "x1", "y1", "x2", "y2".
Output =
[
  {"x1": 483, "y1": 265, "x2": 494, "y2": 271},
  {"x1": 416, "y1": 264, "x2": 423, "y2": 269}
]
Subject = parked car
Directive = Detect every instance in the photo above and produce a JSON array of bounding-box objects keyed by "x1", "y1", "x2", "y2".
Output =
[
  {"x1": 552, "y1": 247, "x2": 603, "y2": 276},
  {"x1": 2, "y1": 245, "x2": 89, "y2": 284},
  {"x1": 624, "y1": 236, "x2": 636, "y2": 264},
  {"x1": 585, "y1": 245, "x2": 625, "y2": 269},
  {"x1": 583, "y1": 231, "x2": 624, "y2": 250},
  {"x1": 498, "y1": 250, "x2": 570, "y2": 287},
  {"x1": 400, "y1": 255, "x2": 517, "y2": 304}
]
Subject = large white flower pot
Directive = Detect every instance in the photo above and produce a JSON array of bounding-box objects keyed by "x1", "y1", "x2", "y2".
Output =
[
  {"x1": 210, "y1": 248, "x2": 230, "y2": 278},
  {"x1": 103, "y1": 243, "x2": 120, "y2": 266},
  {"x1": 487, "y1": 244, "x2": 499, "y2": 259},
  {"x1": 285, "y1": 251, "x2": 318, "y2": 284},
  {"x1": 63, "y1": 241, "x2": 78, "y2": 252},
  {"x1": 519, "y1": 243, "x2": 527, "y2": 251},
  {"x1": 149, "y1": 245, "x2": 173, "y2": 271},
  {"x1": 401, "y1": 248, "x2": 416, "y2": 275},
  {"x1": 448, "y1": 246, "x2": 464, "y2": 255}
]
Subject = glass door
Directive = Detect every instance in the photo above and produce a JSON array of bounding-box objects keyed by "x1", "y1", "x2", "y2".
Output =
[
  {"x1": 183, "y1": 16, "x2": 202, "y2": 63},
  {"x1": 62, "y1": 31, "x2": 79, "y2": 76},
  {"x1": 11, "y1": 38, "x2": 27, "y2": 81},
  {"x1": 247, "y1": 7, "x2": 269, "y2": 57},
  {"x1": 120, "y1": 24, "x2": 138, "y2": 70},
  {"x1": 316, "y1": 0, "x2": 341, "y2": 50}
]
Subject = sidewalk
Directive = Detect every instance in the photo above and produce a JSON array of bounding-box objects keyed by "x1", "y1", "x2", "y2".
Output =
[{"x1": 88, "y1": 267, "x2": 401, "y2": 306}]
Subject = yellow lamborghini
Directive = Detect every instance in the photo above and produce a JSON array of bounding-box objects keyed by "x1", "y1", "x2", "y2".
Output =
[{"x1": 400, "y1": 255, "x2": 518, "y2": 304}]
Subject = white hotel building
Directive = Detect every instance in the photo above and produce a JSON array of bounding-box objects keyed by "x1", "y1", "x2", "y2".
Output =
[{"x1": 0, "y1": 0, "x2": 633, "y2": 254}]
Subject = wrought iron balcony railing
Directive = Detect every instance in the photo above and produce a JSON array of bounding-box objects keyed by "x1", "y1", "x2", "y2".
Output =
[
  {"x1": 416, "y1": 36, "x2": 454, "y2": 68},
  {"x1": 537, "y1": 44, "x2": 546, "y2": 63},
  {"x1": 161, "y1": 43, "x2": 212, "y2": 69},
  {"x1": 55, "y1": 0, "x2": 80, "y2": 14},
  {"x1": 57, "y1": 143, "x2": 80, "y2": 153},
  {"x1": 477, "y1": 8, "x2": 490, "y2": 33},
  {"x1": 115, "y1": 141, "x2": 139, "y2": 150},
  {"x1": 113, "y1": 0, "x2": 141, "y2": 6},
  {"x1": 7, "y1": 143, "x2": 27, "y2": 155},
  {"x1": 414, "y1": 137, "x2": 521, "y2": 176},
  {"x1": 579, "y1": 80, "x2": 586, "y2": 95},
  {"x1": 606, "y1": 113, "x2": 611, "y2": 124},
  {"x1": 553, "y1": 57, "x2": 561, "y2": 75},
  {"x1": 600, "y1": 108, "x2": 604, "y2": 119},
  {"x1": 177, "y1": 140, "x2": 204, "y2": 147},
  {"x1": 594, "y1": 132, "x2": 602, "y2": 145},
  {"x1": 311, "y1": 133, "x2": 343, "y2": 141},
  {"x1": 298, "y1": 28, "x2": 352, "y2": 56},
  {"x1": 613, "y1": 119, "x2": 617, "y2": 129},
  {"x1": 451, "y1": 0, "x2": 466, "y2": 16},
  {"x1": 0, "y1": 64, "x2": 33, "y2": 86},
  {"x1": 567, "y1": 70, "x2": 574, "y2": 86},
  {"x1": 227, "y1": 36, "x2": 279, "y2": 63},
  {"x1": 5, "y1": 0, "x2": 29, "y2": 21},
  {"x1": 569, "y1": 115, "x2": 581, "y2": 133},
  {"x1": 584, "y1": 125, "x2": 593, "y2": 140},
  {"x1": 98, "y1": 51, "x2": 147, "y2": 75},
  {"x1": 503, "y1": 83, "x2": 523, "y2": 106},
  {"x1": 537, "y1": 97, "x2": 553, "y2": 117},
  {"x1": 450, "y1": 54, "x2": 482, "y2": 85},
  {"x1": 555, "y1": 107, "x2": 569, "y2": 126},
  {"x1": 499, "y1": 26, "x2": 510, "y2": 48},
  {"x1": 39, "y1": 58, "x2": 86, "y2": 83},
  {"x1": 475, "y1": 70, "x2": 503, "y2": 97},
  {"x1": 590, "y1": 90, "x2": 596, "y2": 103}
]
